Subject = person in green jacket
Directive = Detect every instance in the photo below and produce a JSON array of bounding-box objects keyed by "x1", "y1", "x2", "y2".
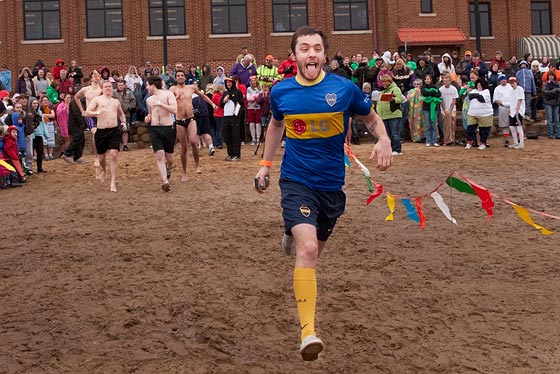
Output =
[
  {"x1": 46, "y1": 80, "x2": 60, "y2": 105},
  {"x1": 376, "y1": 74, "x2": 404, "y2": 155}
]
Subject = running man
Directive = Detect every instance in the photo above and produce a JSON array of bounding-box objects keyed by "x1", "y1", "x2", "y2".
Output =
[
  {"x1": 254, "y1": 26, "x2": 392, "y2": 361},
  {"x1": 83, "y1": 81, "x2": 127, "y2": 192},
  {"x1": 144, "y1": 75, "x2": 178, "y2": 191},
  {"x1": 170, "y1": 69, "x2": 217, "y2": 180},
  {"x1": 74, "y1": 70, "x2": 102, "y2": 174}
]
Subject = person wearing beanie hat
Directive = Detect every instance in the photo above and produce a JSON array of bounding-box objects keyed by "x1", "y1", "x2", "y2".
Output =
[
  {"x1": 515, "y1": 59, "x2": 537, "y2": 122},
  {"x1": 493, "y1": 73, "x2": 514, "y2": 146}
]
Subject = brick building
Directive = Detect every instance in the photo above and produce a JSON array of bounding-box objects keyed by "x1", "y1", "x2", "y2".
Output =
[{"x1": 0, "y1": 0, "x2": 559, "y2": 80}]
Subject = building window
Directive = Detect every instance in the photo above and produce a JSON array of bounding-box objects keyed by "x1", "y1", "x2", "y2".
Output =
[
  {"x1": 23, "y1": 1, "x2": 61, "y2": 40},
  {"x1": 148, "y1": 0, "x2": 186, "y2": 36},
  {"x1": 86, "y1": 0, "x2": 123, "y2": 38},
  {"x1": 420, "y1": 0, "x2": 432, "y2": 13},
  {"x1": 469, "y1": 2, "x2": 491, "y2": 37},
  {"x1": 211, "y1": 0, "x2": 248, "y2": 34},
  {"x1": 531, "y1": 1, "x2": 551, "y2": 35},
  {"x1": 272, "y1": 0, "x2": 307, "y2": 33},
  {"x1": 333, "y1": 0, "x2": 369, "y2": 31}
]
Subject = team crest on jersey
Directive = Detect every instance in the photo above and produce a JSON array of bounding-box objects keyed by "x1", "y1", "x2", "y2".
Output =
[
  {"x1": 325, "y1": 93, "x2": 337, "y2": 107},
  {"x1": 300, "y1": 205, "x2": 311, "y2": 217},
  {"x1": 292, "y1": 119, "x2": 306, "y2": 135}
]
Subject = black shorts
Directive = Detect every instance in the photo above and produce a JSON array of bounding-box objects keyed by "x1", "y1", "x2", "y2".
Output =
[
  {"x1": 149, "y1": 125, "x2": 176, "y2": 153},
  {"x1": 280, "y1": 178, "x2": 346, "y2": 242},
  {"x1": 196, "y1": 115, "x2": 211, "y2": 136},
  {"x1": 94, "y1": 127, "x2": 120, "y2": 154},
  {"x1": 509, "y1": 113, "x2": 523, "y2": 126},
  {"x1": 174, "y1": 117, "x2": 195, "y2": 128}
]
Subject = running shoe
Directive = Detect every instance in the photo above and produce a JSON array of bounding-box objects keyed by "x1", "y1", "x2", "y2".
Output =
[
  {"x1": 62, "y1": 154, "x2": 75, "y2": 164},
  {"x1": 208, "y1": 146, "x2": 215, "y2": 156},
  {"x1": 161, "y1": 182, "x2": 171, "y2": 192},
  {"x1": 300, "y1": 335, "x2": 324, "y2": 361}
]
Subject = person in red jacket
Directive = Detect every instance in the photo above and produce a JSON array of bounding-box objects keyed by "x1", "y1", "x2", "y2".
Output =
[
  {"x1": 52, "y1": 58, "x2": 65, "y2": 80},
  {"x1": 278, "y1": 51, "x2": 298, "y2": 79},
  {"x1": 1, "y1": 126, "x2": 25, "y2": 182}
]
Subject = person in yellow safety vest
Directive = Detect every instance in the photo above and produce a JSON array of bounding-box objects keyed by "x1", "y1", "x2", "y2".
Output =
[{"x1": 257, "y1": 55, "x2": 282, "y2": 87}]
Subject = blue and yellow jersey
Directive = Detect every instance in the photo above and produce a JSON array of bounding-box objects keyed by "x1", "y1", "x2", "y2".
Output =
[{"x1": 271, "y1": 71, "x2": 372, "y2": 191}]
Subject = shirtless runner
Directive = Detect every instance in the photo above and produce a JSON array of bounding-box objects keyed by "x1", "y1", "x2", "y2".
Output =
[
  {"x1": 83, "y1": 81, "x2": 127, "y2": 192},
  {"x1": 170, "y1": 69, "x2": 217, "y2": 181},
  {"x1": 74, "y1": 70, "x2": 102, "y2": 176},
  {"x1": 144, "y1": 75, "x2": 178, "y2": 191}
]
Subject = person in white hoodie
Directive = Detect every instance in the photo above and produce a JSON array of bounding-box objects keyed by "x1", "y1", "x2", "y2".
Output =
[
  {"x1": 437, "y1": 53, "x2": 456, "y2": 77},
  {"x1": 381, "y1": 51, "x2": 395, "y2": 66},
  {"x1": 213, "y1": 66, "x2": 226, "y2": 87}
]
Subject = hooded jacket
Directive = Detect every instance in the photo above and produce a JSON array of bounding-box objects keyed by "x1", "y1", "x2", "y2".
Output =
[
  {"x1": 213, "y1": 66, "x2": 226, "y2": 87},
  {"x1": 220, "y1": 79, "x2": 243, "y2": 116},
  {"x1": 52, "y1": 59, "x2": 65, "y2": 80},
  {"x1": 2, "y1": 126, "x2": 20, "y2": 160},
  {"x1": 437, "y1": 53, "x2": 456, "y2": 75},
  {"x1": 515, "y1": 61, "x2": 537, "y2": 95}
]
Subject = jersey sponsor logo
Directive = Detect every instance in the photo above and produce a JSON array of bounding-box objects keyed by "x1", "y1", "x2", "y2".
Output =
[
  {"x1": 300, "y1": 205, "x2": 311, "y2": 217},
  {"x1": 285, "y1": 112, "x2": 344, "y2": 139},
  {"x1": 293, "y1": 119, "x2": 306, "y2": 135},
  {"x1": 325, "y1": 93, "x2": 337, "y2": 107}
]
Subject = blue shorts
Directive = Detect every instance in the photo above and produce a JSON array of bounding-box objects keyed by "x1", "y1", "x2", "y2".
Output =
[{"x1": 280, "y1": 178, "x2": 346, "y2": 242}]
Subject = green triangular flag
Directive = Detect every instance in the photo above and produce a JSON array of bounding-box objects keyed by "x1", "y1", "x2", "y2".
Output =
[{"x1": 446, "y1": 176, "x2": 477, "y2": 195}]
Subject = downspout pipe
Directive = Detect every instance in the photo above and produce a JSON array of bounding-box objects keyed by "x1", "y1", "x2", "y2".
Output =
[{"x1": 372, "y1": 0, "x2": 378, "y2": 52}]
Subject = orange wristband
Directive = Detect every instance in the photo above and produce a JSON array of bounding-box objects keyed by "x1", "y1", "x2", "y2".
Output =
[{"x1": 259, "y1": 160, "x2": 272, "y2": 167}]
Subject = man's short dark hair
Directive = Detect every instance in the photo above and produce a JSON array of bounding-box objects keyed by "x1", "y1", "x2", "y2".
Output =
[
  {"x1": 147, "y1": 75, "x2": 163, "y2": 89},
  {"x1": 290, "y1": 26, "x2": 328, "y2": 55},
  {"x1": 175, "y1": 69, "x2": 186, "y2": 76}
]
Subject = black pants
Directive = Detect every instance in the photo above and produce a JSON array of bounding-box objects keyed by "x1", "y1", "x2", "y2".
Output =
[
  {"x1": 223, "y1": 116, "x2": 241, "y2": 158},
  {"x1": 33, "y1": 136, "x2": 44, "y2": 171},
  {"x1": 238, "y1": 108, "x2": 246, "y2": 143},
  {"x1": 64, "y1": 127, "x2": 85, "y2": 160}
]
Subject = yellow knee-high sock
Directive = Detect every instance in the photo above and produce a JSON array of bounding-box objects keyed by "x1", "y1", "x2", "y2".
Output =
[{"x1": 293, "y1": 267, "x2": 317, "y2": 342}]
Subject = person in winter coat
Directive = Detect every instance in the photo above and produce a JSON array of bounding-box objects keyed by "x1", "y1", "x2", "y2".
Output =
[
  {"x1": 2, "y1": 126, "x2": 25, "y2": 181},
  {"x1": 278, "y1": 51, "x2": 298, "y2": 79},
  {"x1": 420, "y1": 74, "x2": 442, "y2": 147},
  {"x1": 220, "y1": 77, "x2": 244, "y2": 160},
  {"x1": 376, "y1": 75, "x2": 404, "y2": 155},
  {"x1": 52, "y1": 58, "x2": 65, "y2": 80},
  {"x1": 15, "y1": 67, "x2": 36, "y2": 98},
  {"x1": 515, "y1": 60, "x2": 537, "y2": 121},
  {"x1": 414, "y1": 58, "x2": 435, "y2": 82},
  {"x1": 542, "y1": 73, "x2": 560, "y2": 138},
  {"x1": 437, "y1": 53, "x2": 456, "y2": 77}
]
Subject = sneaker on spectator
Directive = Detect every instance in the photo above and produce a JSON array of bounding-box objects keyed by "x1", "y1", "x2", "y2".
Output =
[
  {"x1": 478, "y1": 144, "x2": 487, "y2": 150},
  {"x1": 122, "y1": 145, "x2": 130, "y2": 151},
  {"x1": 208, "y1": 146, "x2": 215, "y2": 156},
  {"x1": 300, "y1": 335, "x2": 324, "y2": 361},
  {"x1": 281, "y1": 233, "x2": 296, "y2": 256},
  {"x1": 62, "y1": 154, "x2": 75, "y2": 164},
  {"x1": 465, "y1": 144, "x2": 472, "y2": 150},
  {"x1": 391, "y1": 151, "x2": 402, "y2": 156},
  {"x1": 230, "y1": 156, "x2": 240, "y2": 161},
  {"x1": 432, "y1": 143, "x2": 440, "y2": 147},
  {"x1": 514, "y1": 143, "x2": 525, "y2": 150},
  {"x1": 74, "y1": 158, "x2": 85, "y2": 164}
]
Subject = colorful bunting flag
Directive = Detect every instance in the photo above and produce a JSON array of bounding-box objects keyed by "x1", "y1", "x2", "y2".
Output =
[
  {"x1": 511, "y1": 204, "x2": 554, "y2": 235},
  {"x1": 470, "y1": 182, "x2": 495, "y2": 221},
  {"x1": 416, "y1": 198, "x2": 426, "y2": 229},
  {"x1": 385, "y1": 194, "x2": 395, "y2": 221},
  {"x1": 430, "y1": 192, "x2": 457, "y2": 224},
  {"x1": 446, "y1": 176, "x2": 477, "y2": 195},
  {"x1": 366, "y1": 179, "x2": 383, "y2": 205},
  {"x1": 402, "y1": 198, "x2": 420, "y2": 223}
]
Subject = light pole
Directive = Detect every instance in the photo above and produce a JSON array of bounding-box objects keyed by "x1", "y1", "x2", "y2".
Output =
[
  {"x1": 473, "y1": 0, "x2": 482, "y2": 54},
  {"x1": 162, "y1": 0, "x2": 168, "y2": 69}
]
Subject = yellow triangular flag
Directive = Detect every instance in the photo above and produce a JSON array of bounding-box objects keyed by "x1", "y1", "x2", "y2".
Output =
[
  {"x1": 385, "y1": 193, "x2": 395, "y2": 221},
  {"x1": 511, "y1": 204, "x2": 554, "y2": 235}
]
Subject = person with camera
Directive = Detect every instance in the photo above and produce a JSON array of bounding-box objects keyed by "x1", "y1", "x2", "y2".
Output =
[{"x1": 278, "y1": 51, "x2": 297, "y2": 79}]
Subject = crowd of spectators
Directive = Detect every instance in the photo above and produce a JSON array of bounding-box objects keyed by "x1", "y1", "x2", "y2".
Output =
[{"x1": 1, "y1": 46, "x2": 559, "y2": 188}]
